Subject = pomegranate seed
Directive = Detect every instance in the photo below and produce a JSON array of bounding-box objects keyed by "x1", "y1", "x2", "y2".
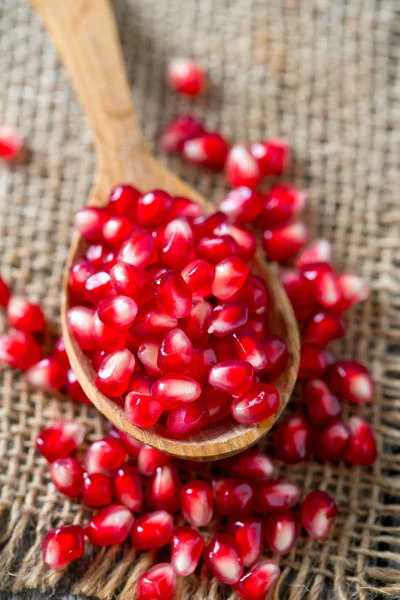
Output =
[
  {"x1": 0, "y1": 330, "x2": 42, "y2": 370},
  {"x1": 147, "y1": 465, "x2": 181, "y2": 513},
  {"x1": 334, "y1": 273, "x2": 370, "y2": 311},
  {"x1": 233, "y1": 276, "x2": 269, "y2": 316},
  {"x1": 296, "y1": 239, "x2": 333, "y2": 269},
  {"x1": 181, "y1": 259, "x2": 215, "y2": 299},
  {"x1": 229, "y1": 518, "x2": 264, "y2": 567},
  {"x1": 233, "y1": 328, "x2": 267, "y2": 371},
  {"x1": 108, "y1": 424, "x2": 144, "y2": 456},
  {"x1": 50, "y1": 458, "x2": 84, "y2": 498},
  {"x1": 180, "y1": 480, "x2": 213, "y2": 527},
  {"x1": 205, "y1": 533, "x2": 244, "y2": 585},
  {"x1": 204, "y1": 387, "x2": 231, "y2": 423},
  {"x1": 84, "y1": 437, "x2": 127, "y2": 474},
  {"x1": 157, "y1": 328, "x2": 194, "y2": 374},
  {"x1": 152, "y1": 376, "x2": 201, "y2": 409},
  {"x1": 160, "y1": 217, "x2": 195, "y2": 269},
  {"x1": 261, "y1": 184, "x2": 307, "y2": 227},
  {"x1": 92, "y1": 311, "x2": 126, "y2": 352},
  {"x1": 7, "y1": 296, "x2": 45, "y2": 334},
  {"x1": 212, "y1": 478, "x2": 254, "y2": 516},
  {"x1": 229, "y1": 449, "x2": 275, "y2": 481},
  {"x1": 153, "y1": 270, "x2": 192, "y2": 318},
  {"x1": 298, "y1": 343, "x2": 333, "y2": 380},
  {"x1": 118, "y1": 229, "x2": 157, "y2": 268},
  {"x1": 108, "y1": 184, "x2": 140, "y2": 220},
  {"x1": 262, "y1": 221, "x2": 308, "y2": 262},
  {"x1": 128, "y1": 373, "x2": 153, "y2": 395},
  {"x1": 102, "y1": 216, "x2": 134, "y2": 247},
  {"x1": 42, "y1": 525, "x2": 85, "y2": 568},
  {"x1": 110, "y1": 262, "x2": 144, "y2": 299},
  {"x1": 231, "y1": 383, "x2": 280, "y2": 424},
  {"x1": 137, "y1": 190, "x2": 174, "y2": 227},
  {"x1": 214, "y1": 222, "x2": 257, "y2": 261},
  {"x1": 95, "y1": 348, "x2": 135, "y2": 397},
  {"x1": 65, "y1": 369, "x2": 91, "y2": 404},
  {"x1": 166, "y1": 400, "x2": 209, "y2": 438},
  {"x1": 25, "y1": 356, "x2": 66, "y2": 392},
  {"x1": 300, "y1": 490, "x2": 338, "y2": 540},
  {"x1": 125, "y1": 392, "x2": 163, "y2": 428},
  {"x1": 260, "y1": 335, "x2": 289, "y2": 377},
  {"x1": 84, "y1": 271, "x2": 115, "y2": 304},
  {"x1": 281, "y1": 268, "x2": 317, "y2": 320},
  {"x1": 211, "y1": 257, "x2": 249, "y2": 301},
  {"x1": 220, "y1": 182, "x2": 266, "y2": 221},
  {"x1": 97, "y1": 295, "x2": 138, "y2": 328},
  {"x1": 344, "y1": 416, "x2": 377, "y2": 465},
  {"x1": 213, "y1": 336, "x2": 233, "y2": 362},
  {"x1": 247, "y1": 316, "x2": 266, "y2": 339},
  {"x1": 192, "y1": 211, "x2": 227, "y2": 242},
  {"x1": 138, "y1": 445, "x2": 171, "y2": 477},
  {"x1": 183, "y1": 132, "x2": 229, "y2": 170},
  {"x1": 256, "y1": 479, "x2": 301, "y2": 513},
  {"x1": 112, "y1": 465, "x2": 143, "y2": 511},
  {"x1": 82, "y1": 472, "x2": 113, "y2": 507},
  {"x1": 171, "y1": 526, "x2": 205, "y2": 576},
  {"x1": 328, "y1": 360, "x2": 374, "y2": 405},
  {"x1": 250, "y1": 138, "x2": 290, "y2": 176},
  {"x1": 197, "y1": 234, "x2": 239, "y2": 264},
  {"x1": 131, "y1": 510, "x2": 173, "y2": 549},
  {"x1": 316, "y1": 421, "x2": 351, "y2": 462},
  {"x1": 36, "y1": 420, "x2": 85, "y2": 463},
  {"x1": 167, "y1": 58, "x2": 206, "y2": 96},
  {"x1": 131, "y1": 306, "x2": 178, "y2": 341},
  {"x1": 234, "y1": 559, "x2": 280, "y2": 600},
  {"x1": 274, "y1": 414, "x2": 311, "y2": 464},
  {"x1": 73, "y1": 207, "x2": 108, "y2": 242},
  {"x1": 175, "y1": 196, "x2": 204, "y2": 219},
  {"x1": 53, "y1": 336, "x2": 69, "y2": 370},
  {"x1": 209, "y1": 359, "x2": 254, "y2": 396},
  {"x1": 265, "y1": 509, "x2": 297, "y2": 555},
  {"x1": 304, "y1": 311, "x2": 346, "y2": 347},
  {"x1": 0, "y1": 275, "x2": 11, "y2": 307},
  {"x1": 0, "y1": 124, "x2": 27, "y2": 162},
  {"x1": 137, "y1": 341, "x2": 163, "y2": 377},
  {"x1": 86, "y1": 504, "x2": 134, "y2": 546},
  {"x1": 304, "y1": 379, "x2": 342, "y2": 425},
  {"x1": 301, "y1": 262, "x2": 341, "y2": 309},
  {"x1": 66, "y1": 306, "x2": 96, "y2": 350},
  {"x1": 208, "y1": 300, "x2": 248, "y2": 338},
  {"x1": 137, "y1": 563, "x2": 176, "y2": 600},
  {"x1": 225, "y1": 146, "x2": 261, "y2": 190},
  {"x1": 160, "y1": 115, "x2": 205, "y2": 153}
]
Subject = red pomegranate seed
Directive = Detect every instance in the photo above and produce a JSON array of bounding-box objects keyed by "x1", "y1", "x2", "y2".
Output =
[
  {"x1": 152, "y1": 376, "x2": 201, "y2": 409},
  {"x1": 66, "y1": 306, "x2": 96, "y2": 350},
  {"x1": 229, "y1": 449, "x2": 275, "y2": 481},
  {"x1": 84, "y1": 437, "x2": 127, "y2": 474},
  {"x1": 214, "y1": 222, "x2": 257, "y2": 261},
  {"x1": 256, "y1": 479, "x2": 301, "y2": 513},
  {"x1": 112, "y1": 465, "x2": 143, "y2": 512},
  {"x1": 300, "y1": 490, "x2": 338, "y2": 540},
  {"x1": 335, "y1": 273, "x2": 370, "y2": 311},
  {"x1": 211, "y1": 257, "x2": 249, "y2": 301},
  {"x1": 205, "y1": 533, "x2": 244, "y2": 585},
  {"x1": 36, "y1": 420, "x2": 85, "y2": 463},
  {"x1": 108, "y1": 424, "x2": 143, "y2": 456},
  {"x1": 95, "y1": 348, "x2": 135, "y2": 397},
  {"x1": 0, "y1": 275, "x2": 11, "y2": 307},
  {"x1": 208, "y1": 300, "x2": 248, "y2": 338},
  {"x1": 42, "y1": 525, "x2": 85, "y2": 568},
  {"x1": 261, "y1": 335, "x2": 289, "y2": 377},
  {"x1": 82, "y1": 472, "x2": 113, "y2": 507},
  {"x1": 167, "y1": 58, "x2": 206, "y2": 96},
  {"x1": 108, "y1": 184, "x2": 140, "y2": 220},
  {"x1": 225, "y1": 146, "x2": 261, "y2": 190},
  {"x1": 180, "y1": 480, "x2": 213, "y2": 527},
  {"x1": 181, "y1": 259, "x2": 215, "y2": 299},
  {"x1": 160, "y1": 217, "x2": 195, "y2": 269},
  {"x1": 136, "y1": 190, "x2": 174, "y2": 227},
  {"x1": 298, "y1": 343, "x2": 333, "y2": 380},
  {"x1": 131, "y1": 306, "x2": 178, "y2": 341},
  {"x1": 0, "y1": 330, "x2": 42, "y2": 370},
  {"x1": 281, "y1": 268, "x2": 318, "y2": 320},
  {"x1": 233, "y1": 276, "x2": 269, "y2": 316},
  {"x1": 138, "y1": 445, "x2": 171, "y2": 477},
  {"x1": 192, "y1": 211, "x2": 226, "y2": 242},
  {"x1": 233, "y1": 327, "x2": 267, "y2": 371},
  {"x1": 197, "y1": 234, "x2": 239, "y2": 264},
  {"x1": 303, "y1": 311, "x2": 346, "y2": 347},
  {"x1": 250, "y1": 138, "x2": 290, "y2": 176},
  {"x1": 181, "y1": 300, "x2": 212, "y2": 345},
  {"x1": 125, "y1": 392, "x2": 163, "y2": 428},
  {"x1": 174, "y1": 196, "x2": 204, "y2": 219},
  {"x1": 86, "y1": 504, "x2": 134, "y2": 546},
  {"x1": 212, "y1": 478, "x2": 254, "y2": 516},
  {"x1": 7, "y1": 296, "x2": 45, "y2": 334},
  {"x1": 213, "y1": 336, "x2": 234, "y2": 362},
  {"x1": 102, "y1": 216, "x2": 134, "y2": 247},
  {"x1": 183, "y1": 132, "x2": 229, "y2": 170},
  {"x1": 118, "y1": 229, "x2": 157, "y2": 268},
  {"x1": 234, "y1": 561, "x2": 280, "y2": 600},
  {"x1": 344, "y1": 416, "x2": 377, "y2": 465},
  {"x1": 247, "y1": 316, "x2": 266, "y2": 339},
  {"x1": 304, "y1": 379, "x2": 342, "y2": 425},
  {"x1": 204, "y1": 387, "x2": 232, "y2": 424},
  {"x1": 160, "y1": 115, "x2": 205, "y2": 153},
  {"x1": 50, "y1": 458, "x2": 84, "y2": 498},
  {"x1": 265, "y1": 509, "x2": 297, "y2": 555},
  {"x1": 84, "y1": 271, "x2": 116, "y2": 304},
  {"x1": 97, "y1": 295, "x2": 138, "y2": 328},
  {"x1": 92, "y1": 311, "x2": 126, "y2": 352},
  {"x1": 275, "y1": 414, "x2": 311, "y2": 464},
  {"x1": 127, "y1": 372, "x2": 154, "y2": 395},
  {"x1": 262, "y1": 221, "x2": 308, "y2": 262},
  {"x1": 301, "y1": 262, "x2": 341, "y2": 309},
  {"x1": 137, "y1": 563, "x2": 176, "y2": 600},
  {"x1": 296, "y1": 239, "x2": 333, "y2": 269},
  {"x1": 26, "y1": 356, "x2": 66, "y2": 392},
  {"x1": 110, "y1": 262, "x2": 144, "y2": 300},
  {"x1": 316, "y1": 421, "x2": 351, "y2": 462},
  {"x1": 328, "y1": 360, "x2": 374, "y2": 405},
  {"x1": 229, "y1": 518, "x2": 264, "y2": 567},
  {"x1": 261, "y1": 184, "x2": 307, "y2": 227},
  {"x1": 0, "y1": 124, "x2": 27, "y2": 162},
  {"x1": 131, "y1": 510, "x2": 173, "y2": 550},
  {"x1": 166, "y1": 400, "x2": 209, "y2": 438},
  {"x1": 209, "y1": 359, "x2": 254, "y2": 396},
  {"x1": 73, "y1": 207, "x2": 108, "y2": 242},
  {"x1": 153, "y1": 270, "x2": 192, "y2": 318},
  {"x1": 65, "y1": 369, "x2": 91, "y2": 404},
  {"x1": 137, "y1": 341, "x2": 163, "y2": 377},
  {"x1": 53, "y1": 336, "x2": 69, "y2": 370},
  {"x1": 187, "y1": 346, "x2": 217, "y2": 384},
  {"x1": 231, "y1": 383, "x2": 280, "y2": 424},
  {"x1": 147, "y1": 465, "x2": 181, "y2": 513},
  {"x1": 171, "y1": 526, "x2": 205, "y2": 576},
  {"x1": 157, "y1": 328, "x2": 194, "y2": 374}
]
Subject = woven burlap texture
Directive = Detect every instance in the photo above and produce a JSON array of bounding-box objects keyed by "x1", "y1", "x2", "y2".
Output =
[{"x1": 1, "y1": 0, "x2": 400, "y2": 598}]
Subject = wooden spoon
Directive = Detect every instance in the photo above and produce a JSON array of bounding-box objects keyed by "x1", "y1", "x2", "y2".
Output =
[{"x1": 32, "y1": 0, "x2": 300, "y2": 461}]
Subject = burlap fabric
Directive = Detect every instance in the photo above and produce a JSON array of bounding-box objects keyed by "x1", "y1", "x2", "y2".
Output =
[{"x1": 0, "y1": 0, "x2": 399, "y2": 598}]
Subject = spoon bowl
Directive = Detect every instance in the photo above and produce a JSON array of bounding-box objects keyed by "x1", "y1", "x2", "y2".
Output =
[{"x1": 33, "y1": 0, "x2": 300, "y2": 460}]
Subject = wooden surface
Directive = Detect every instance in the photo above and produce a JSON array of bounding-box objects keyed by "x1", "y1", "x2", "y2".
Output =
[{"x1": 32, "y1": 0, "x2": 300, "y2": 461}]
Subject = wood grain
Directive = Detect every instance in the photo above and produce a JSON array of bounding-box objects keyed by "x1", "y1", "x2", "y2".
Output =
[{"x1": 32, "y1": 0, "x2": 300, "y2": 461}]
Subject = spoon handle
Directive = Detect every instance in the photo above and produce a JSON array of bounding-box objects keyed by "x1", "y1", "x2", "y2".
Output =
[{"x1": 31, "y1": 0, "x2": 148, "y2": 181}]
